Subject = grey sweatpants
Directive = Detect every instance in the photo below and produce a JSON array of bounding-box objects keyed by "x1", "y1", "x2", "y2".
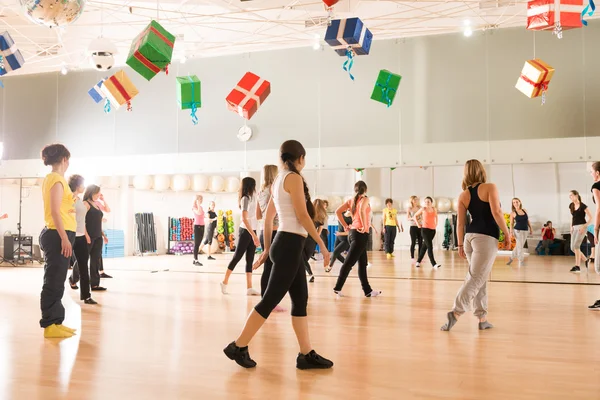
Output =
[
  {"x1": 571, "y1": 225, "x2": 586, "y2": 254},
  {"x1": 511, "y1": 230, "x2": 528, "y2": 262},
  {"x1": 452, "y1": 233, "x2": 498, "y2": 318}
]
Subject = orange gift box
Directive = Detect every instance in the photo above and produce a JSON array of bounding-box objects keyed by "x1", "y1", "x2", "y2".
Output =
[{"x1": 515, "y1": 59, "x2": 555, "y2": 99}]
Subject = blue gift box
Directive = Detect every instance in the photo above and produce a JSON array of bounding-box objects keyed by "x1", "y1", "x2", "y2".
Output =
[
  {"x1": 0, "y1": 31, "x2": 25, "y2": 76},
  {"x1": 324, "y1": 17, "x2": 373, "y2": 57},
  {"x1": 88, "y1": 78, "x2": 107, "y2": 103}
]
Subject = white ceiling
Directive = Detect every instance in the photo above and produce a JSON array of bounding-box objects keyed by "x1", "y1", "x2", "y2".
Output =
[{"x1": 0, "y1": 0, "x2": 572, "y2": 76}]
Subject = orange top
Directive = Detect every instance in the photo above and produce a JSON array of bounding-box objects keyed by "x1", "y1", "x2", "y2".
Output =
[
  {"x1": 421, "y1": 208, "x2": 437, "y2": 229},
  {"x1": 348, "y1": 196, "x2": 371, "y2": 231}
]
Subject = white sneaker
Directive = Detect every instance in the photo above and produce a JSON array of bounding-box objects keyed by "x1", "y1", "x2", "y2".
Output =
[
  {"x1": 247, "y1": 288, "x2": 260, "y2": 296},
  {"x1": 433, "y1": 264, "x2": 442, "y2": 269},
  {"x1": 367, "y1": 290, "x2": 382, "y2": 297},
  {"x1": 367, "y1": 263, "x2": 372, "y2": 269},
  {"x1": 415, "y1": 262, "x2": 421, "y2": 268},
  {"x1": 334, "y1": 291, "x2": 344, "y2": 298},
  {"x1": 220, "y1": 282, "x2": 228, "y2": 295}
]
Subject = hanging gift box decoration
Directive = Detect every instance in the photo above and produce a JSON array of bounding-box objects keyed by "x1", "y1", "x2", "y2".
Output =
[
  {"x1": 100, "y1": 70, "x2": 139, "y2": 112},
  {"x1": 176, "y1": 75, "x2": 201, "y2": 125},
  {"x1": 370, "y1": 69, "x2": 401, "y2": 107},
  {"x1": 88, "y1": 78, "x2": 107, "y2": 104},
  {"x1": 324, "y1": 17, "x2": 373, "y2": 80},
  {"x1": 126, "y1": 20, "x2": 175, "y2": 81},
  {"x1": 526, "y1": 0, "x2": 584, "y2": 37},
  {"x1": 226, "y1": 72, "x2": 271, "y2": 120},
  {"x1": 322, "y1": 0, "x2": 339, "y2": 6},
  {"x1": 515, "y1": 58, "x2": 555, "y2": 104},
  {"x1": 0, "y1": 31, "x2": 25, "y2": 77}
]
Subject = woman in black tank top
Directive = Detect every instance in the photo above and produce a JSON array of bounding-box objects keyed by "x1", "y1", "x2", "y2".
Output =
[
  {"x1": 83, "y1": 185, "x2": 107, "y2": 292},
  {"x1": 440, "y1": 160, "x2": 509, "y2": 332}
]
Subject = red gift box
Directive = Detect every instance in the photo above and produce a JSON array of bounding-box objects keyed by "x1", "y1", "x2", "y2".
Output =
[
  {"x1": 226, "y1": 72, "x2": 271, "y2": 120},
  {"x1": 323, "y1": 0, "x2": 339, "y2": 7},
  {"x1": 526, "y1": 0, "x2": 583, "y2": 31}
]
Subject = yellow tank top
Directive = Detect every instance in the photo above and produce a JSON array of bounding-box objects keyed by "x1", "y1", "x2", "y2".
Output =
[
  {"x1": 42, "y1": 172, "x2": 76, "y2": 232},
  {"x1": 383, "y1": 208, "x2": 397, "y2": 226}
]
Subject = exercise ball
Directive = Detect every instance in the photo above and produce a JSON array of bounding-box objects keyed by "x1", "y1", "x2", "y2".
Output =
[
  {"x1": 437, "y1": 197, "x2": 451, "y2": 213},
  {"x1": 1, "y1": 179, "x2": 16, "y2": 185},
  {"x1": 343, "y1": 195, "x2": 353, "y2": 204},
  {"x1": 153, "y1": 175, "x2": 170, "y2": 191},
  {"x1": 107, "y1": 176, "x2": 121, "y2": 189},
  {"x1": 402, "y1": 199, "x2": 411, "y2": 210},
  {"x1": 209, "y1": 176, "x2": 225, "y2": 192},
  {"x1": 172, "y1": 175, "x2": 191, "y2": 192},
  {"x1": 452, "y1": 198, "x2": 459, "y2": 212},
  {"x1": 225, "y1": 177, "x2": 240, "y2": 193},
  {"x1": 20, "y1": 0, "x2": 86, "y2": 28},
  {"x1": 192, "y1": 174, "x2": 208, "y2": 192},
  {"x1": 420, "y1": 197, "x2": 436, "y2": 208},
  {"x1": 133, "y1": 175, "x2": 152, "y2": 190},
  {"x1": 22, "y1": 178, "x2": 38, "y2": 187},
  {"x1": 370, "y1": 196, "x2": 382, "y2": 211},
  {"x1": 327, "y1": 196, "x2": 342, "y2": 212}
]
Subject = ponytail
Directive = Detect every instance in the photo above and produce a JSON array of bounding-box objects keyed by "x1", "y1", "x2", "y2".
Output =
[
  {"x1": 351, "y1": 181, "x2": 368, "y2": 214},
  {"x1": 285, "y1": 159, "x2": 315, "y2": 219}
]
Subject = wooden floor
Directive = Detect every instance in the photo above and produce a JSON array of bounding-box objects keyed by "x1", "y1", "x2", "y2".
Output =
[{"x1": 1, "y1": 251, "x2": 600, "y2": 400}]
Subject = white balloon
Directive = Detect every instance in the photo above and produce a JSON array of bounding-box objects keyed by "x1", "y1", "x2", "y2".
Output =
[
  {"x1": 327, "y1": 196, "x2": 342, "y2": 212},
  {"x1": 452, "y1": 198, "x2": 459, "y2": 212},
  {"x1": 133, "y1": 175, "x2": 152, "y2": 190},
  {"x1": 192, "y1": 174, "x2": 209, "y2": 192},
  {"x1": 172, "y1": 175, "x2": 191, "y2": 192},
  {"x1": 209, "y1": 176, "x2": 225, "y2": 192},
  {"x1": 226, "y1": 177, "x2": 240, "y2": 193},
  {"x1": 437, "y1": 197, "x2": 451, "y2": 213},
  {"x1": 22, "y1": 178, "x2": 38, "y2": 187},
  {"x1": 420, "y1": 197, "x2": 436, "y2": 208},
  {"x1": 154, "y1": 175, "x2": 170, "y2": 191},
  {"x1": 370, "y1": 196, "x2": 383, "y2": 211}
]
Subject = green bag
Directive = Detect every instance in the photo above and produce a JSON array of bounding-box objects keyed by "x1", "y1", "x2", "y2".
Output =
[
  {"x1": 126, "y1": 20, "x2": 175, "y2": 81},
  {"x1": 370, "y1": 69, "x2": 401, "y2": 107}
]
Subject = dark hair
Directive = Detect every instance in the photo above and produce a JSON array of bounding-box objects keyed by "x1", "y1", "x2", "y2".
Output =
[
  {"x1": 352, "y1": 181, "x2": 368, "y2": 214},
  {"x1": 593, "y1": 162, "x2": 600, "y2": 174},
  {"x1": 41, "y1": 143, "x2": 71, "y2": 166},
  {"x1": 569, "y1": 190, "x2": 582, "y2": 213},
  {"x1": 385, "y1": 198, "x2": 393, "y2": 205},
  {"x1": 280, "y1": 140, "x2": 314, "y2": 219},
  {"x1": 83, "y1": 184, "x2": 101, "y2": 202},
  {"x1": 238, "y1": 177, "x2": 256, "y2": 208},
  {"x1": 68, "y1": 174, "x2": 84, "y2": 193},
  {"x1": 425, "y1": 196, "x2": 433, "y2": 202}
]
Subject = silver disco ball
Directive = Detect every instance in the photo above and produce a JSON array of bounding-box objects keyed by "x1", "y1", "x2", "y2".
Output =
[{"x1": 20, "y1": 0, "x2": 86, "y2": 28}]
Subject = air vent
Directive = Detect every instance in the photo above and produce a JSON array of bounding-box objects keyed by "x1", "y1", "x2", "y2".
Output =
[
  {"x1": 479, "y1": 0, "x2": 516, "y2": 9},
  {"x1": 305, "y1": 16, "x2": 329, "y2": 28}
]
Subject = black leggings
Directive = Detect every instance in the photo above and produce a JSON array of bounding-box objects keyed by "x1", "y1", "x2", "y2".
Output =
[
  {"x1": 329, "y1": 236, "x2": 349, "y2": 267},
  {"x1": 260, "y1": 230, "x2": 277, "y2": 297},
  {"x1": 418, "y1": 228, "x2": 437, "y2": 264},
  {"x1": 334, "y1": 230, "x2": 373, "y2": 296},
  {"x1": 409, "y1": 226, "x2": 422, "y2": 259},
  {"x1": 255, "y1": 232, "x2": 308, "y2": 319},
  {"x1": 320, "y1": 229, "x2": 329, "y2": 251},
  {"x1": 39, "y1": 228, "x2": 76, "y2": 328},
  {"x1": 89, "y1": 236, "x2": 103, "y2": 287},
  {"x1": 193, "y1": 225, "x2": 205, "y2": 260},
  {"x1": 227, "y1": 228, "x2": 256, "y2": 273},
  {"x1": 384, "y1": 225, "x2": 397, "y2": 254},
  {"x1": 303, "y1": 236, "x2": 317, "y2": 276},
  {"x1": 69, "y1": 235, "x2": 91, "y2": 300},
  {"x1": 202, "y1": 223, "x2": 216, "y2": 245}
]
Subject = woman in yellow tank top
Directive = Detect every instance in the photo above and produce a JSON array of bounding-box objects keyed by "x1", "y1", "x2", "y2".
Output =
[{"x1": 39, "y1": 144, "x2": 78, "y2": 338}]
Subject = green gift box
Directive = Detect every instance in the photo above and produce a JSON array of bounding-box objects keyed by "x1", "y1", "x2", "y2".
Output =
[
  {"x1": 126, "y1": 20, "x2": 176, "y2": 81},
  {"x1": 370, "y1": 69, "x2": 401, "y2": 107},
  {"x1": 176, "y1": 75, "x2": 201, "y2": 110}
]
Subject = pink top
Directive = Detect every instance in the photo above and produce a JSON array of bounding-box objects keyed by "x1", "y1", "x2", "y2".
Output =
[
  {"x1": 193, "y1": 205, "x2": 205, "y2": 226},
  {"x1": 421, "y1": 208, "x2": 437, "y2": 229},
  {"x1": 348, "y1": 197, "x2": 371, "y2": 231}
]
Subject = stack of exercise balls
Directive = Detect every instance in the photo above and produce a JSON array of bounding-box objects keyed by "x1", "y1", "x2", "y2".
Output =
[
  {"x1": 217, "y1": 210, "x2": 226, "y2": 250},
  {"x1": 226, "y1": 210, "x2": 236, "y2": 251},
  {"x1": 171, "y1": 242, "x2": 194, "y2": 254}
]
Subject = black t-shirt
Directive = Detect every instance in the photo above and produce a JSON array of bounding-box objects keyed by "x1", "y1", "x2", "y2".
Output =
[
  {"x1": 208, "y1": 210, "x2": 217, "y2": 227},
  {"x1": 337, "y1": 215, "x2": 353, "y2": 232},
  {"x1": 571, "y1": 203, "x2": 588, "y2": 225},
  {"x1": 592, "y1": 182, "x2": 600, "y2": 204}
]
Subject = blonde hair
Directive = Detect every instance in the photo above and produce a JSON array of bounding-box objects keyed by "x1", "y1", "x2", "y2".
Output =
[
  {"x1": 195, "y1": 194, "x2": 203, "y2": 202},
  {"x1": 262, "y1": 164, "x2": 278, "y2": 190},
  {"x1": 462, "y1": 159, "x2": 487, "y2": 190},
  {"x1": 313, "y1": 199, "x2": 328, "y2": 225},
  {"x1": 409, "y1": 195, "x2": 419, "y2": 208},
  {"x1": 511, "y1": 198, "x2": 522, "y2": 213}
]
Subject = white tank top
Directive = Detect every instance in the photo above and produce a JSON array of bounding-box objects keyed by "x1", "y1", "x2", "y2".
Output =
[{"x1": 272, "y1": 171, "x2": 306, "y2": 236}]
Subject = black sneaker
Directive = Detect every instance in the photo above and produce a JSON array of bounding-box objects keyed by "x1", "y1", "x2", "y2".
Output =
[
  {"x1": 91, "y1": 286, "x2": 107, "y2": 291},
  {"x1": 309, "y1": 275, "x2": 315, "y2": 283},
  {"x1": 296, "y1": 350, "x2": 333, "y2": 370},
  {"x1": 570, "y1": 266, "x2": 581, "y2": 273},
  {"x1": 589, "y1": 300, "x2": 600, "y2": 310},
  {"x1": 223, "y1": 341, "x2": 257, "y2": 368},
  {"x1": 100, "y1": 273, "x2": 113, "y2": 278},
  {"x1": 207, "y1": 256, "x2": 216, "y2": 260},
  {"x1": 193, "y1": 260, "x2": 203, "y2": 266},
  {"x1": 84, "y1": 298, "x2": 98, "y2": 305}
]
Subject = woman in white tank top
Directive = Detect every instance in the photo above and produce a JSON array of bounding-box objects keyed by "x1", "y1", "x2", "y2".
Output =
[{"x1": 223, "y1": 140, "x2": 333, "y2": 370}]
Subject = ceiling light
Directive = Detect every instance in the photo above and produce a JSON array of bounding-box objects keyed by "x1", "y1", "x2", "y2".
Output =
[
  {"x1": 464, "y1": 27, "x2": 473, "y2": 37},
  {"x1": 312, "y1": 42, "x2": 321, "y2": 50},
  {"x1": 313, "y1": 33, "x2": 320, "y2": 39},
  {"x1": 60, "y1": 65, "x2": 68, "y2": 75},
  {"x1": 464, "y1": 19, "x2": 471, "y2": 26}
]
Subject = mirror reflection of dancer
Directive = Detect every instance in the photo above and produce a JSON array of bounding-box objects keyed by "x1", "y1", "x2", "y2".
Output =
[
  {"x1": 192, "y1": 194, "x2": 205, "y2": 266},
  {"x1": 255, "y1": 165, "x2": 285, "y2": 312},
  {"x1": 39, "y1": 144, "x2": 78, "y2": 338},
  {"x1": 84, "y1": 185, "x2": 107, "y2": 291},
  {"x1": 568, "y1": 190, "x2": 592, "y2": 273},
  {"x1": 198, "y1": 201, "x2": 217, "y2": 261},
  {"x1": 224, "y1": 140, "x2": 333, "y2": 370},
  {"x1": 441, "y1": 160, "x2": 510, "y2": 332},
  {"x1": 507, "y1": 198, "x2": 532, "y2": 267},
  {"x1": 541, "y1": 221, "x2": 556, "y2": 256},
  {"x1": 406, "y1": 196, "x2": 422, "y2": 264},
  {"x1": 588, "y1": 162, "x2": 600, "y2": 310},
  {"x1": 221, "y1": 178, "x2": 261, "y2": 295},
  {"x1": 95, "y1": 193, "x2": 112, "y2": 279},
  {"x1": 382, "y1": 198, "x2": 403, "y2": 259},
  {"x1": 302, "y1": 199, "x2": 327, "y2": 283},
  {"x1": 413, "y1": 197, "x2": 441, "y2": 269},
  {"x1": 327, "y1": 210, "x2": 353, "y2": 271}
]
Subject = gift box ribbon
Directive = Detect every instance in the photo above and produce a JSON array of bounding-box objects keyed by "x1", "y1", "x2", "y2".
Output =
[
  {"x1": 108, "y1": 75, "x2": 133, "y2": 111},
  {"x1": 330, "y1": 19, "x2": 369, "y2": 51},
  {"x1": 343, "y1": 49, "x2": 355, "y2": 80},
  {"x1": 582, "y1": 0, "x2": 595, "y2": 25},
  {"x1": 235, "y1": 78, "x2": 265, "y2": 118},
  {"x1": 521, "y1": 59, "x2": 551, "y2": 104},
  {"x1": 182, "y1": 76, "x2": 200, "y2": 125},
  {"x1": 376, "y1": 74, "x2": 397, "y2": 107},
  {"x1": 133, "y1": 26, "x2": 174, "y2": 75}
]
